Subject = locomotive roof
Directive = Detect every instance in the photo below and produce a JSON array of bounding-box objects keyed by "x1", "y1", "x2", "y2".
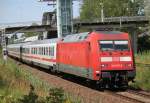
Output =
[
  {"x1": 62, "y1": 31, "x2": 125, "y2": 43},
  {"x1": 63, "y1": 32, "x2": 89, "y2": 42},
  {"x1": 96, "y1": 31, "x2": 125, "y2": 35}
]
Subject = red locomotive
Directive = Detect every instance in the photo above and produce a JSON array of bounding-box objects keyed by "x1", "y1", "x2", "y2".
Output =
[{"x1": 7, "y1": 31, "x2": 136, "y2": 88}]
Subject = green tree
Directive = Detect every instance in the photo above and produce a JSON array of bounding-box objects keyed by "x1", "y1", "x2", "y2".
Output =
[
  {"x1": 145, "y1": 0, "x2": 150, "y2": 17},
  {"x1": 80, "y1": 0, "x2": 144, "y2": 20},
  {"x1": 24, "y1": 32, "x2": 42, "y2": 37},
  {"x1": 23, "y1": 23, "x2": 42, "y2": 37}
]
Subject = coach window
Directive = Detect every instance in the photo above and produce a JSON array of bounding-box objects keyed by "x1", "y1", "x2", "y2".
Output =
[
  {"x1": 53, "y1": 47, "x2": 55, "y2": 56},
  {"x1": 41, "y1": 47, "x2": 43, "y2": 55},
  {"x1": 44, "y1": 47, "x2": 46, "y2": 55},
  {"x1": 26, "y1": 48, "x2": 28, "y2": 54},
  {"x1": 50, "y1": 46, "x2": 54, "y2": 56},
  {"x1": 36, "y1": 48, "x2": 37, "y2": 54},
  {"x1": 37, "y1": 48, "x2": 39, "y2": 54},
  {"x1": 46, "y1": 47, "x2": 47, "y2": 55},
  {"x1": 50, "y1": 47, "x2": 52, "y2": 56},
  {"x1": 52, "y1": 46, "x2": 54, "y2": 56},
  {"x1": 40, "y1": 47, "x2": 42, "y2": 55},
  {"x1": 33, "y1": 48, "x2": 34, "y2": 54},
  {"x1": 38, "y1": 48, "x2": 39, "y2": 55},
  {"x1": 45, "y1": 47, "x2": 47, "y2": 55},
  {"x1": 35, "y1": 48, "x2": 36, "y2": 54},
  {"x1": 35, "y1": 48, "x2": 37, "y2": 54},
  {"x1": 51, "y1": 47, "x2": 54, "y2": 56},
  {"x1": 34, "y1": 48, "x2": 35, "y2": 54},
  {"x1": 31, "y1": 48, "x2": 32, "y2": 54},
  {"x1": 41, "y1": 47, "x2": 42, "y2": 55},
  {"x1": 43, "y1": 47, "x2": 44, "y2": 55},
  {"x1": 31, "y1": 48, "x2": 33, "y2": 54},
  {"x1": 24, "y1": 48, "x2": 26, "y2": 54},
  {"x1": 46, "y1": 47, "x2": 48, "y2": 55},
  {"x1": 51, "y1": 47, "x2": 53, "y2": 56},
  {"x1": 39, "y1": 47, "x2": 41, "y2": 55},
  {"x1": 49, "y1": 47, "x2": 50, "y2": 56},
  {"x1": 37, "y1": 48, "x2": 38, "y2": 54}
]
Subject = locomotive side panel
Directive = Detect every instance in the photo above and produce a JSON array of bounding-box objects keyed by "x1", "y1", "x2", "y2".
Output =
[{"x1": 57, "y1": 42, "x2": 93, "y2": 79}]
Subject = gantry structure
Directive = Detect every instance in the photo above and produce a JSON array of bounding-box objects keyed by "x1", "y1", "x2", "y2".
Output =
[{"x1": 40, "y1": 0, "x2": 74, "y2": 38}]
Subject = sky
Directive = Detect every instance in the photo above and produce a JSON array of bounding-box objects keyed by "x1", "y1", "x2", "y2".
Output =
[{"x1": 0, "y1": 0, "x2": 81, "y2": 24}]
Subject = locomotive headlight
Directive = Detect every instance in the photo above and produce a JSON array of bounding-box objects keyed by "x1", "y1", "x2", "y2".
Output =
[
  {"x1": 101, "y1": 64, "x2": 108, "y2": 68},
  {"x1": 96, "y1": 71, "x2": 100, "y2": 73},
  {"x1": 120, "y1": 57, "x2": 131, "y2": 61},
  {"x1": 95, "y1": 71, "x2": 100, "y2": 76},
  {"x1": 101, "y1": 57, "x2": 112, "y2": 62}
]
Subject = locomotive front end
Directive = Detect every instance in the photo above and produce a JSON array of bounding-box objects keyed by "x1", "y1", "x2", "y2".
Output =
[{"x1": 89, "y1": 31, "x2": 136, "y2": 88}]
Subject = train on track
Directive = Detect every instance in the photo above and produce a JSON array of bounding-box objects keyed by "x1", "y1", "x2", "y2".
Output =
[{"x1": 7, "y1": 31, "x2": 136, "y2": 88}]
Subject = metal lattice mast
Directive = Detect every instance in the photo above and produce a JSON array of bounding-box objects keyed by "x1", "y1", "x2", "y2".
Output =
[
  {"x1": 40, "y1": 0, "x2": 73, "y2": 38},
  {"x1": 56, "y1": 0, "x2": 73, "y2": 38},
  {"x1": 1, "y1": 29, "x2": 7, "y2": 51}
]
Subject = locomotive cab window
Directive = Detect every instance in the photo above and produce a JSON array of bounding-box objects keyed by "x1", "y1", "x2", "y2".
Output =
[
  {"x1": 99, "y1": 40, "x2": 129, "y2": 51},
  {"x1": 114, "y1": 41, "x2": 129, "y2": 51},
  {"x1": 100, "y1": 41, "x2": 114, "y2": 51}
]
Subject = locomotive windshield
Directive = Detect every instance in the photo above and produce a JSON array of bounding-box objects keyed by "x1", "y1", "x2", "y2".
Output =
[{"x1": 99, "y1": 40, "x2": 129, "y2": 51}]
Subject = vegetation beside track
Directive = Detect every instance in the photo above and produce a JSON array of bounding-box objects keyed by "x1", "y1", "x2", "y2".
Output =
[
  {"x1": 0, "y1": 49, "x2": 81, "y2": 103},
  {"x1": 130, "y1": 52, "x2": 150, "y2": 91}
]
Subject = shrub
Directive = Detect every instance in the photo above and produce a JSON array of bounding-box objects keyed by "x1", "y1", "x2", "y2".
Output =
[{"x1": 45, "y1": 88, "x2": 65, "y2": 103}]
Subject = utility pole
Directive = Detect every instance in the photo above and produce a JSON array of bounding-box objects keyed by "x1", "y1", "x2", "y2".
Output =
[
  {"x1": 100, "y1": 2, "x2": 104, "y2": 22},
  {"x1": 1, "y1": 29, "x2": 7, "y2": 51}
]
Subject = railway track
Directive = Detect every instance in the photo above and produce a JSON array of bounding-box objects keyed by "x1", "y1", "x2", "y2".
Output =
[
  {"x1": 105, "y1": 89, "x2": 150, "y2": 103},
  {"x1": 11, "y1": 58, "x2": 150, "y2": 103},
  {"x1": 127, "y1": 90, "x2": 150, "y2": 99}
]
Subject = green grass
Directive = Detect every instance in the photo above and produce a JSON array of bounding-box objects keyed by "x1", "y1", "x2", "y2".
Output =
[
  {"x1": 130, "y1": 51, "x2": 150, "y2": 91},
  {"x1": 0, "y1": 49, "x2": 81, "y2": 103}
]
